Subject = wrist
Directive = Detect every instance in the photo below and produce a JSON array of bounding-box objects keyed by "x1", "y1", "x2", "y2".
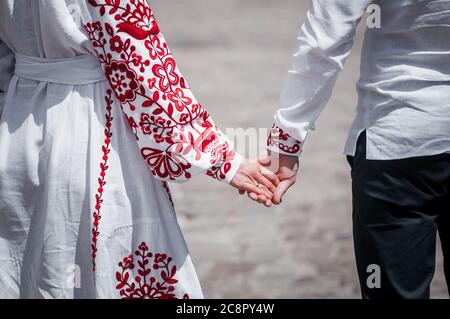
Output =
[
  {"x1": 206, "y1": 150, "x2": 243, "y2": 184},
  {"x1": 223, "y1": 152, "x2": 242, "y2": 184}
]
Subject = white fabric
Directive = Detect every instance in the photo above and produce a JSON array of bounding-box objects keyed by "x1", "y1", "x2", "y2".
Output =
[
  {"x1": 275, "y1": 0, "x2": 450, "y2": 160},
  {"x1": 14, "y1": 53, "x2": 105, "y2": 85},
  {"x1": 0, "y1": 0, "x2": 215, "y2": 298}
]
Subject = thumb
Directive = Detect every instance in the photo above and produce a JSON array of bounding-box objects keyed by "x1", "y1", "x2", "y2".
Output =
[
  {"x1": 273, "y1": 179, "x2": 294, "y2": 205},
  {"x1": 258, "y1": 152, "x2": 271, "y2": 166}
]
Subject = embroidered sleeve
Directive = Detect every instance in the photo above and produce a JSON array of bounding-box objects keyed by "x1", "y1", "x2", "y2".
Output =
[
  {"x1": 267, "y1": 124, "x2": 302, "y2": 156},
  {"x1": 84, "y1": 0, "x2": 241, "y2": 183}
]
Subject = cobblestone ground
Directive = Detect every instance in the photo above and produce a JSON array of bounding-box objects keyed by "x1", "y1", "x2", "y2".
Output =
[{"x1": 151, "y1": 0, "x2": 448, "y2": 298}]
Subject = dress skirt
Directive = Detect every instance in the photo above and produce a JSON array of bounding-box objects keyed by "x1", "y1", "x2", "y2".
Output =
[{"x1": 0, "y1": 74, "x2": 203, "y2": 298}]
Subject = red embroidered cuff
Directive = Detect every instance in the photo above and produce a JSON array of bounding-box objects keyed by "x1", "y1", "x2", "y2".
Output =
[
  {"x1": 206, "y1": 145, "x2": 242, "y2": 184},
  {"x1": 267, "y1": 124, "x2": 302, "y2": 156}
]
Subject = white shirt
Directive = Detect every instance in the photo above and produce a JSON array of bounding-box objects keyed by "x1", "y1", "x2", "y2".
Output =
[{"x1": 269, "y1": 0, "x2": 450, "y2": 160}]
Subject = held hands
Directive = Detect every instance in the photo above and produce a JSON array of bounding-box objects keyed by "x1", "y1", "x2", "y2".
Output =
[
  {"x1": 260, "y1": 152, "x2": 299, "y2": 204},
  {"x1": 234, "y1": 152, "x2": 299, "y2": 206},
  {"x1": 230, "y1": 159, "x2": 280, "y2": 207}
]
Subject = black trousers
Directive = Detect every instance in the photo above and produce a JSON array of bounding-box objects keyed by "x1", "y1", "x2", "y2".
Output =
[{"x1": 347, "y1": 131, "x2": 450, "y2": 299}]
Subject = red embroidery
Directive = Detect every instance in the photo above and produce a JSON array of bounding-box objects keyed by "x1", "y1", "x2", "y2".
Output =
[
  {"x1": 85, "y1": 0, "x2": 237, "y2": 183},
  {"x1": 91, "y1": 89, "x2": 114, "y2": 272},
  {"x1": 104, "y1": 60, "x2": 140, "y2": 103},
  {"x1": 116, "y1": 242, "x2": 189, "y2": 299},
  {"x1": 141, "y1": 147, "x2": 192, "y2": 180},
  {"x1": 267, "y1": 124, "x2": 302, "y2": 155},
  {"x1": 207, "y1": 142, "x2": 236, "y2": 180},
  {"x1": 153, "y1": 57, "x2": 179, "y2": 91}
]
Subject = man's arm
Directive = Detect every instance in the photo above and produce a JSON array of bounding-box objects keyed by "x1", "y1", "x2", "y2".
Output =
[
  {"x1": 268, "y1": 0, "x2": 373, "y2": 156},
  {"x1": 0, "y1": 40, "x2": 14, "y2": 117},
  {"x1": 258, "y1": 1, "x2": 373, "y2": 204}
]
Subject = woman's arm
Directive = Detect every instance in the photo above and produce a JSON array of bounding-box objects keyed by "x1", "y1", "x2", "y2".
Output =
[
  {"x1": 0, "y1": 40, "x2": 14, "y2": 117},
  {"x1": 268, "y1": 0, "x2": 373, "y2": 156},
  {"x1": 83, "y1": 0, "x2": 276, "y2": 197},
  {"x1": 84, "y1": 0, "x2": 241, "y2": 184}
]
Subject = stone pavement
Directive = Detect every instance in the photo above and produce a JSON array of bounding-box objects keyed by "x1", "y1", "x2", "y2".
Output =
[{"x1": 151, "y1": 0, "x2": 448, "y2": 298}]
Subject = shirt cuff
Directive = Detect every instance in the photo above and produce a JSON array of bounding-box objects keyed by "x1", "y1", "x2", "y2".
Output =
[
  {"x1": 222, "y1": 152, "x2": 242, "y2": 184},
  {"x1": 267, "y1": 124, "x2": 303, "y2": 157},
  {"x1": 206, "y1": 149, "x2": 243, "y2": 184}
]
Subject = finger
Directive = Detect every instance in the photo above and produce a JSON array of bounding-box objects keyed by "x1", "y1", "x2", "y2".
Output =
[
  {"x1": 258, "y1": 152, "x2": 271, "y2": 166},
  {"x1": 257, "y1": 195, "x2": 268, "y2": 204},
  {"x1": 252, "y1": 171, "x2": 277, "y2": 193},
  {"x1": 243, "y1": 178, "x2": 273, "y2": 198},
  {"x1": 243, "y1": 182, "x2": 270, "y2": 198},
  {"x1": 247, "y1": 191, "x2": 271, "y2": 206},
  {"x1": 254, "y1": 183, "x2": 274, "y2": 199},
  {"x1": 277, "y1": 170, "x2": 298, "y2": 181},
  {"x1": 248, "y1": 192, "x2": 259, "y2": 201},
  {"x1": 261, "y1": 166, "x2": 280, "y2": 186},
  {"x1": 264, "y1": 198, "x2": 273, "y2": 208},
  {"x1": 273, "y1": 179, "x2": 295, "y2": 205}
]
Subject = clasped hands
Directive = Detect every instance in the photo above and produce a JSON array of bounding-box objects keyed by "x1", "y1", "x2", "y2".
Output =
[{"x1": 230, "y1": 152, "x2": 299, "y2": 207}]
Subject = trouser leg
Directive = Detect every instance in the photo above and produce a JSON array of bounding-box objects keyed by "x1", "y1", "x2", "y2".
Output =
[
  {"x1": 438, "y1": 208, "x2": 450, "y2": 296},
  {"x1": 349, "y1": 132, "x2": 448, "y2": 299}
]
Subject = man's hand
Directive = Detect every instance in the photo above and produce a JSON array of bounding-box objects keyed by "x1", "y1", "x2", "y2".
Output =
[
  {"x1": 239, "y1": 152, "x2": 299, "y2": 205},
  {"x1": 266, "y1": 152, "x2": 299, "y2": 204},
  {"x1": 230, "y1": 159, "x2": 280, "y2": 207}
]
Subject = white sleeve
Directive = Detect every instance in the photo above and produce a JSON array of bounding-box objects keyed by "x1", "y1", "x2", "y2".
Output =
[
  {"x1": 268, "y1": 0, "x2": 373, "y2": 156},
  {"x1": 83, "y1": 0, "x2": 242, "y2": 183},
  {"x1": 0, "y1": 40, "x2": 14, "y2": 116}
]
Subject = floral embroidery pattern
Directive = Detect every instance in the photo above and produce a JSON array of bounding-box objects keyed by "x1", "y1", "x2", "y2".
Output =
[
  {"x1": 116, "y1": 242, "x2": 189, "y2": 299},
  {"x1": 91, "y1": 89, "x2": 114, "y2": 272},
  {"x1": 267, "y1": 124, "x2": 302, "y2": 155},
  {"x1": 85, "y1": 0, "x2": 238, "y2": 183},
  {"x1": 104, "y1": 60, "x2": 140, "y2": 103}
]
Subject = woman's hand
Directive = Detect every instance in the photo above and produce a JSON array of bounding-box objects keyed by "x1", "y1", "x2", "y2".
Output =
[{"x1": 230, "y1": 159, "x2": 280, "y2": 207}]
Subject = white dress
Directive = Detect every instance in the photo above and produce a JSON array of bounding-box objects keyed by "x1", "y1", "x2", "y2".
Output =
[{"x1": 0, "y1": 0, "x2": 241, "y2": 299}]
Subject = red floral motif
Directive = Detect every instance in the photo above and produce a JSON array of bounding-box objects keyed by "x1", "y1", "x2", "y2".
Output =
[
  {"x1": 91, "y1": 89, "x2": 114, "y2": 272},
  {"x1": 149, "y1": 35, "x2": 169, "y2": 59},
  {"x1": 267, "y1": 124, "x2": 302, "y2": 155},
  {"x1": 207, "y1": 142, "x2": 236, "y2": 180},
  {"x1": 167, "y1": 88, "x2": 193, "y2": 112},
  {"x1": 109, "y1": 35, "x2": 123, "y2": 53},
  {"x1": 126, "y1": 115, "x2": 139, "y2": 140},
  {"x1": 104, "y1": 60, "x2": 140, "y2": 103},
  {"x1": 141, "y1": 147, "x2": 192, "y2": 180},
  {"x1": 85, "y1": 0, "x2": 238, "y2": 183},
  {"x1": 152, "y1": 57, "x2": 179, "y2": 92},
  {"x1": 116, "y1": 242, "x2": 189, "y2": 299},
  {"x1": 88, "y1": 0, "x2": 160, "y2": 39},
  {"x1": 139, "y1": 112, "x2": 169, "y2": 143}
]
